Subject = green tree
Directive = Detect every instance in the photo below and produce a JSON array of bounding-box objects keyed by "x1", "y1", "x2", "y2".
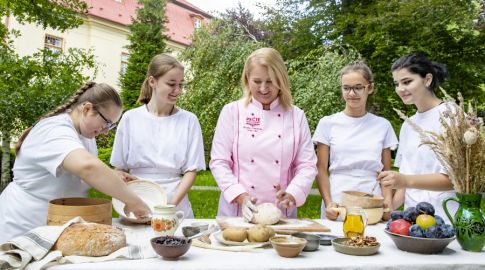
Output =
[
  {"x1": 119, "y1": 0, "x2": 168, "y2": 110},
  {"x1": 290, "y1": 46, "x2": 361, "y2": 132},
  {"x1": 0, "y1": 0, "x2": 87, "y2": 41},
  {"x1": 334, "y1": 0, "x2": 485, "y2": 129},
  {"x1": 178, "y1": 18, "x2": 261, "y2": 161},
  {"x1": 0, "y1": 0, "x2": 95, "y2": 191},
  {"x1": 266, "y1": 0, "x2": 485, "y2": 130},
  {"x1": 0, "y1": 49, "x2": 96, "y2": 190}
]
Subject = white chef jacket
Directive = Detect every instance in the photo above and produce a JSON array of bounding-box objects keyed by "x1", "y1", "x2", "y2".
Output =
[
  {"x1": 0, "y1": 113, "x2": 96, "y2": 243},
  {"x1": 110, "y1": 106, "x2": 206, "y2": 218},
  {"x1": 396, "y1": 103, "x2": 456, "y2": 218},
  {"x1": 313, "y1": 112, "x2": 398, "y2": 218}
]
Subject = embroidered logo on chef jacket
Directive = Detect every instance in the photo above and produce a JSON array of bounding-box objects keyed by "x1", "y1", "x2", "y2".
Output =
[{"x1": 244, "y1": 115, "x2": 263, "y2": 132}]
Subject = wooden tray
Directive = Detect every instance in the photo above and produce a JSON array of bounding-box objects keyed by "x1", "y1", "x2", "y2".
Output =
[{"x1": 216, "y1": 217, "x2": 330, "y2": 234}]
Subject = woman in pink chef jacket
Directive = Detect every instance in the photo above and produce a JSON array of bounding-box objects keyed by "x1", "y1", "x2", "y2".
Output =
[{"x1": 210, "y1": 47, "x2": 317, "y2": 221}]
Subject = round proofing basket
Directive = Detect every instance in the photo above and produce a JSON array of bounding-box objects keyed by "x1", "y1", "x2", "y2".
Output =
[{"x1": 47, "y1": 197, "x2": 112, "y2": 226}]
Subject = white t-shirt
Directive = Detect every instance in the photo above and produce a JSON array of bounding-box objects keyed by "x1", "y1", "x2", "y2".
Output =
[
  {"x1": 395, "y1": 103, "x2": 456, "y2": 218},
  {"x1": 312, "y1": 112, "x2": 398, "y2": 214},
  {"x1": 110, "y1": 106, "x2": 205, "y2": 217},
  {"x1": 0, "y1": 113, "x2": 96, "y2": 242}
]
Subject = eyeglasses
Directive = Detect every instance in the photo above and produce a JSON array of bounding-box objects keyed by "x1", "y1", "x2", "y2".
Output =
[
  {"x1": 96, "y1": 110, "x2": 116, "y2": 130},
  {"x1": 341, "y1": 84, "x2": 370, "y2": 93}
]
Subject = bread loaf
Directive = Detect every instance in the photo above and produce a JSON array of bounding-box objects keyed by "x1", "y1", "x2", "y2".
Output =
[{"x1": 54, "y1": 223, "x2": 126, "y2": 256}]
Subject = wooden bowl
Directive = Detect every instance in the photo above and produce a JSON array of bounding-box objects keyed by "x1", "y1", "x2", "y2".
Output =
[
  {"x1": 151, "y1": 236, "x2": 191, "y2": 259},
  {"x1": 340, "y1": 191, "x2": 384, "y2": 208},
  {"x1": 270, "y1": 236, "x2": 307, "y2": 258},
  {"x1": 47, "y1": 197, "x2": 112, "y2": 226}
]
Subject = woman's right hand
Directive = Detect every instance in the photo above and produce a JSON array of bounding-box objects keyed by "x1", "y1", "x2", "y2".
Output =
[
  {"x1": 235, "y1": 193, "x2": 258, "y2": 222},
  {"x1": 124, "y1": 199, "x2": 151, "y2": 219},
  {"x1": 325, "y1": 202, "x2": 339, "y2": 220}
]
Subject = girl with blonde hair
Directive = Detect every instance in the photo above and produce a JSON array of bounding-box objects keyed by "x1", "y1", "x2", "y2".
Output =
[{"x1": 210, "y1": 48, "x2": 317, "y2": 221}]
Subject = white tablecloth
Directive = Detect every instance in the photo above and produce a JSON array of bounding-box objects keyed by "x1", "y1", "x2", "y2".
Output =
[{"x1": 47, "y1": 218, "x2": 485, "y2": 270}]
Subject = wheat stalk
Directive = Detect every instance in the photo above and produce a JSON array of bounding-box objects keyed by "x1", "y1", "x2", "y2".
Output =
[{"x1": 394, "y1": 89, "x2": 485, "y2": 194}]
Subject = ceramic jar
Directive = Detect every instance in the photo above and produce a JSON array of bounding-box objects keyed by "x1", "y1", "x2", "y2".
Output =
[
  {"x1": 443, "y1": 193, "x2": 485, "y2": 252},
  {"x1": 151, "y1": 204, "x2": 184, "y2": 236}
]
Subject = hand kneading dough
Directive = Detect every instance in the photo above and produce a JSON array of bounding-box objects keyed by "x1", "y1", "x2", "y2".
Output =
[
  {"x1": 252, "y1": 203, "x2": 282, "y2": 225},
  {"x1": 54, "y1": 223, "x2": 126, "y2": 256}
]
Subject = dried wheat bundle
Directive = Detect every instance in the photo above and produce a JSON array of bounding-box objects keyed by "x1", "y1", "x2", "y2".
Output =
[{"x1": 394, "y1": 89, "x2": 485, "y2": 194}]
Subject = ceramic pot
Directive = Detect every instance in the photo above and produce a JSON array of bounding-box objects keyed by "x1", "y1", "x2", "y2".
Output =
[
  {"x1": 443, "y1": 193, "x2": 485, "y2": 252},
  {"x1": 151, "y1": 204, "x2": 184, "y2": 236}
]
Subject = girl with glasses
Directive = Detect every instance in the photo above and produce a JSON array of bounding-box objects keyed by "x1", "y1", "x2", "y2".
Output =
[
  {"x1": 110, "y1": 54, "x2": 205, "y2": 219},
  {"x1": 313, "y1": 62, "x2": 398, "y2": 220},
  {"x1": 0, "y1": 82, "x2": 151, "y2": 243}
]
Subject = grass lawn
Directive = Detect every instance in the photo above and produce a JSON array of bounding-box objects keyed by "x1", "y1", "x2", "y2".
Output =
[{"x1": 90, "y1": 170, "x2": 322, "y2": 219}]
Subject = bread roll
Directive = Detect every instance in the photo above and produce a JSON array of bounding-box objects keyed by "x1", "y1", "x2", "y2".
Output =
[{"x1": 54, "y1": 223, "x2": 126, "y2": 256}]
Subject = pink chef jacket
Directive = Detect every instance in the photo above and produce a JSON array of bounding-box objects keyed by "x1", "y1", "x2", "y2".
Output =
[{"x1": 210, "y1": 98, "x2": 317, "y2": 218}]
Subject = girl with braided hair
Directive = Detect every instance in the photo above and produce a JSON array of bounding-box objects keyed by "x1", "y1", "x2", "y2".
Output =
[{"x1": 0, "y1": 82, "x2": 151, "y2": 242}]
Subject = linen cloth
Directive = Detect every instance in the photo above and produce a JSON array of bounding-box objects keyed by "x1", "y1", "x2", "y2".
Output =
[
  {"x1": 46, "y1": 218, "x2": 485, "y2": 270},
  {"x1": 0, "y1": 217, "x2": 155, "y2": 270}
]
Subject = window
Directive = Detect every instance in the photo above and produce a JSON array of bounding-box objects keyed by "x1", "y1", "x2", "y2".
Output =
[
  {"x1": 194, "y1": 17, "x2": 202, "y2": 29},
  {"x1": 44, "y1": 34, "x2": 63, "y2": 54},
  {"x1": 121, "y1": 53, "x2": 129, "y2": 75}
]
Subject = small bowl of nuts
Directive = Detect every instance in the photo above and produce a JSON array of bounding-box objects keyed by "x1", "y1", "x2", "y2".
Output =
[{"x1": 331, "y1": 236, "x2": 380, "y2": 256}]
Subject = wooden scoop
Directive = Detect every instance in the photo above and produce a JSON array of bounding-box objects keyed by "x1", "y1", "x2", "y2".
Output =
[{"x1": 363, "y1": 181, "x2": 380, "y2": 197}]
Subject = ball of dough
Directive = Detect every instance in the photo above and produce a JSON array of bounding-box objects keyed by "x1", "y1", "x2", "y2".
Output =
[
  {"x1": 222, "y1": 228, "x2": 247, "y2": 242},
  {"x1": 252, "y1": 203, "x2": 282, "y2": 225}
]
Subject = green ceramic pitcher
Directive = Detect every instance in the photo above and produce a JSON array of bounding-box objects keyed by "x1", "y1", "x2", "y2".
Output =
[{"x1": 443, "y1": 193, "x2": 485, "y2": 252}]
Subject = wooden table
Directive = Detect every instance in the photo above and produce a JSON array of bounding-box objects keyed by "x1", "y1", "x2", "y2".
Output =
[{"x1": 46, "y1": 218, "x2": 485, "y2": 270}]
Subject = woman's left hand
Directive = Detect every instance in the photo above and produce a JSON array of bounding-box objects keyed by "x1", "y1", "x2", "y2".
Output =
[{"x1": 275, "y1": 184, "x2": 296, "y2": 209}]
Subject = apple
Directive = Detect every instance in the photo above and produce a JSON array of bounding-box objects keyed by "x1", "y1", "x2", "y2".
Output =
[
  {"x1": 389, "y1": 219, "x2": 412, "y2": 236},
  {"x1": 416, "y1": 214, "x2": 436, "y2": 230}
]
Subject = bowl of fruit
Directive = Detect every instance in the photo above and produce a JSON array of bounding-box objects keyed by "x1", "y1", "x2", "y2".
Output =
[{"x1": 385, "y1": 202, "x2": 456, "y2": 254}]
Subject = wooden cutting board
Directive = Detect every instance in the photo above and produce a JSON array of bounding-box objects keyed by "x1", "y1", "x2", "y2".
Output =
[{"x1": 216, "y1": 217, "x2": 330, "y2": 234}]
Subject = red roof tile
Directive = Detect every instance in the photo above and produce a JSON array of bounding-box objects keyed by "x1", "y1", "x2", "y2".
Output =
[{"x1": 83, "y1": 0, "x2": 211, "y2": 46}]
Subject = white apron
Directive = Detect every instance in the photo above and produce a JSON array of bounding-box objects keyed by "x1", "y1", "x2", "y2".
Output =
[{"x1": 130, "y1": 168, "x2": 194, "y2": 218}]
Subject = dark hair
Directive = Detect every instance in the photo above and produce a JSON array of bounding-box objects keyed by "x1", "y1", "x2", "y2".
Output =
[
  {"x1": 15, "y1": 81, "x2": 122, "y2": 153},
  {"x1": 391, "y1": 53, "x2": 448, "y2": 92},
  {"x1": 138, "y1": 54, "x2": 184, "y2": 104}
]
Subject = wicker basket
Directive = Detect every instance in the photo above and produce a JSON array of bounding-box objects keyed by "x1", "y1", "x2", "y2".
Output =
[{"x1": 47, "y1": 197, "x2": 112, "y2": 226}]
